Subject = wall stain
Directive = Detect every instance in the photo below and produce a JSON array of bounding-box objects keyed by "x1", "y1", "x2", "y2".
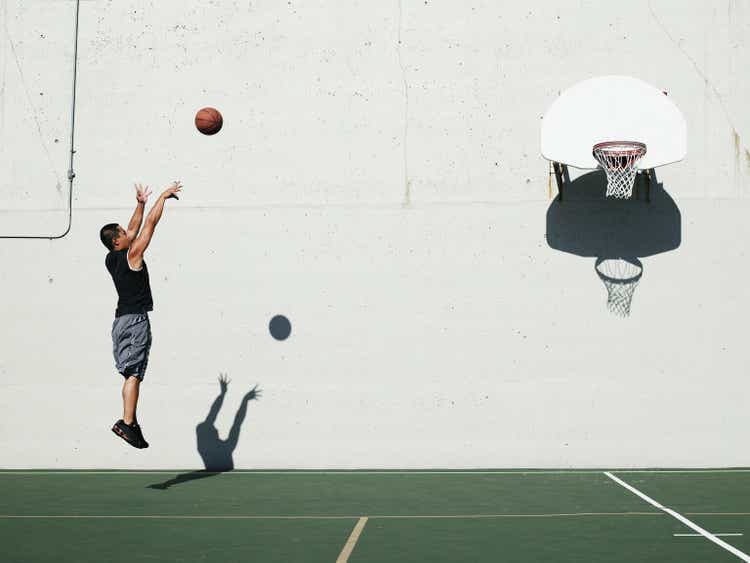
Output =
[{"x1": 734, "y1": 129, "x2": 740, "y2": 160}]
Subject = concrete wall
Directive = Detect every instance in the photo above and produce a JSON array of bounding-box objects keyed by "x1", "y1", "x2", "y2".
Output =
[{"x1": 1, "y1": 0, "x2": 748, "y2": 469}]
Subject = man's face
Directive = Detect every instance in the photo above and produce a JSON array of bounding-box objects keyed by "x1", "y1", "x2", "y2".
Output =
[{"x1": 113, "y1": 225, "x2": 130, "y2": 250}]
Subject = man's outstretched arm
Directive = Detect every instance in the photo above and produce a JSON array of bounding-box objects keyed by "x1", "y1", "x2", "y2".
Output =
[
  {"x1": 126, "y1": 183, "x2": 151, "y2": 240},
  {"x1": 205, "y1": 374, "x2": 230, "y2": 425},
  {"x1": 128, "y1": 181, "x2": 182, "y2": 269},
  {"x1": 227, "y1": 385, "x2": 261, "y2": 450}
]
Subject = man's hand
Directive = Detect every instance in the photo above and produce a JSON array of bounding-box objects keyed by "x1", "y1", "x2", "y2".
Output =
[
  {"x1": 135, "y1": 183, "x2": 152, "y2": 204},
  {"x1": 244, "y1": 385, "x2": 262, "y2": 402},
  {"x1": 127, "y1": 184, "x2": 150, "y2": 240},
  {"x1": 218, "y1": 373, "x2": 230, "y2": 393},
  {"x1": 162, "y1": 181, "x2": 183, "y2": 200}
]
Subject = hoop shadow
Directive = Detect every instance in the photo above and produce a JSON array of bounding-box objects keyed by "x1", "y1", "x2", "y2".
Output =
[
  {"x1": 147, "y1": 378, "x2": 261, "y2": 490},
  {"x1": 546, "y1": 170, "x2": 681, "y2": 315}
]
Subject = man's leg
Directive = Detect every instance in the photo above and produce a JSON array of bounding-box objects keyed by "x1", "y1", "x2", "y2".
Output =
[
  {"x1": 113, "y1": 374, "x2": 148, "y2": 448},
  {"x1": 122, "y1": 375, "x2": 141, "y2": 425}
]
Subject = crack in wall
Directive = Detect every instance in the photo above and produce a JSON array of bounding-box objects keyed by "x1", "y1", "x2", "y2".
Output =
[
  {"x1": 647, "y1": 0, "x2": 745, "y2": 153},
  {"x1": 396, "y1": 0, "x2": 410, "y2": 207},
  {"x1": 2, "y1": 4, "x2": 62, "y2": 190},
  {"x1": 1, "y1": 0, "x2": 6, "y2": 139}
]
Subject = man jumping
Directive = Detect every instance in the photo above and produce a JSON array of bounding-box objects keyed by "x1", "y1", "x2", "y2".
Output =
[{"x1": 99, "y1": 181, "x2": 182, "y2": 448}]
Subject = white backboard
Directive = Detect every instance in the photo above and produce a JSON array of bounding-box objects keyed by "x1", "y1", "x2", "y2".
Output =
[{"x1": 541, "y1": 75, "x2": 687, "y2": 170}]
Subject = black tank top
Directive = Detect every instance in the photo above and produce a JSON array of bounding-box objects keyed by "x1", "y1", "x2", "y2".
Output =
[{"x1": 105, "y1": 249, "x2": 154, "y2": 317}]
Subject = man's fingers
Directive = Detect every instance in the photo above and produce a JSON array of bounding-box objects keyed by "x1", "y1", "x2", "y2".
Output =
[
  {"x1": 166, "y1": 183, "x2": 182, "y2": 199},
  {"x1": 135, "y1": 183, "x2": 151, "y2": 197}
]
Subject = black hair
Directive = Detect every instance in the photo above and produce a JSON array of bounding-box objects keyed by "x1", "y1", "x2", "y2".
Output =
[{"x1": 100, "y1": 223, "x2": 120, "y2": 251}]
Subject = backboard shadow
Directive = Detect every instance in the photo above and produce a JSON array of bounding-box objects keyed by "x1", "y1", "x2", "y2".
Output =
[
  {"x1": 546, "y1": 170, "x2": 681, "y2": 258},
  {"x1": 545, "y1": 169, "x2": 681, "y2": 316}
]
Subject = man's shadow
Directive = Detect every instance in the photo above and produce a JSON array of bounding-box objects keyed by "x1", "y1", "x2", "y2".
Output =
[{"x1": 147, "y1": 374, "x2": 261, "y2": 490}]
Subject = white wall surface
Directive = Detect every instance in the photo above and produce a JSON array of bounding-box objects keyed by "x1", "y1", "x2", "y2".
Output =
[{"x1": 0, "y1": 0, "x2": 748, "y2": 468}]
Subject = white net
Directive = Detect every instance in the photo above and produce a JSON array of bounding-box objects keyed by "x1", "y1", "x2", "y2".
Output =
[
  {"x1": 592, "y1": 142, "x2": 647, "y2": 198},
  {"x1": 595, "y1": 258, "x2": 643, "y2": 317}
]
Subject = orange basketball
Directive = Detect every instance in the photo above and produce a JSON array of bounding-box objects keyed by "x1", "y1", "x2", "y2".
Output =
[{"x1": 195, "y1": 107, "x2": 223, "y2": 135}]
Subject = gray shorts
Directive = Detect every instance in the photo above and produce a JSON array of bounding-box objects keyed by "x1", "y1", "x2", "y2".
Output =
[{"x1": 111, "y1": 313, "x2": 152, "y2": 380}]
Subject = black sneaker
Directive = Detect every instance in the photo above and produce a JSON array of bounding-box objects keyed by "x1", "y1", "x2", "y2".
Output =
[
  {"x1": 132, "y1": 423, "x2": 149, "y2": 449},
  {"x1": 112, "y1": 419, "x2": 145, "y2": 449}
]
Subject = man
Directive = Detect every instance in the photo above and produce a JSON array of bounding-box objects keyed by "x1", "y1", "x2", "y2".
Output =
[{"x1": 99, "y1": 181, "x2": 182, "y2": 448}]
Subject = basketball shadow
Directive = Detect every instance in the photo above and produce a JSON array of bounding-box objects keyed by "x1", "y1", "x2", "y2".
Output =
[
  {"x1": 546, "y1": 170, "x2": 681, "y2": 316},
  {"x1": 147, "y1": 377, "x2": 261, "y2": 490}
]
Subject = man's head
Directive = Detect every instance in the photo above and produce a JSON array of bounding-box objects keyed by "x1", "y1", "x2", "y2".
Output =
[{"x1": 100, "y1": 223, "x2": 130, "y2": 251}]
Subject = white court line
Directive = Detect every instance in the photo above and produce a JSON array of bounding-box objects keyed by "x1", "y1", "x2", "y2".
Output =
[
  {"x1": 675, "y1": 533, "x2": 743, "y2": 537},
  {"x1": 0, "y1": 469, "x2": 748, "y2": 475},
  {"x1": 0, "y1": 512, "x2": 660, "y2": 520},
  {"x1": 687, "y1": 513, "x2": 750, "y2": 517},
  {"x1": 0, "y1": 470, "x2": 601, "y2": 475},
  {"x1": 605, "y1": 472, "x2": 750, "y2": 562},
  {"x1": 615, "y1": 470, "x2": 750, "y2": 474},
  {"x1": 5, "y1": 511, "x2": 746, "y2": 520},
  {"x1": 336, "y1": 517, "x2": 368, "y2": 563}
]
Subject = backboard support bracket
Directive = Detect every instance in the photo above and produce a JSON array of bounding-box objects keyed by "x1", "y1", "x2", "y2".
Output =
[
  {"x1": 638, "y1": 168, "x2": 653, "y2": 203},
  {"x1": 552, "y1": 161, "x2": 568, "y2": 201}
]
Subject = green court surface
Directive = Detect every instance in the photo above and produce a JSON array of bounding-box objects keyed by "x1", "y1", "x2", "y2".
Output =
[{"x1": 0, "y1": 470, "x2": 748, "y2": 562}]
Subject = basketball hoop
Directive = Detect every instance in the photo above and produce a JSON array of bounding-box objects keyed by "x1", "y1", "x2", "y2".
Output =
[
  {"x1": 595, "y1": 257, "x2": 643, "y2": 317},
  {"x1": 592, "y1": 141, "x2": 647, "y2": 198}
]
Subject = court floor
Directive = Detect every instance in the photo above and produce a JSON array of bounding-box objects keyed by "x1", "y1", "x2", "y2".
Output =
[{"x1": 1, "y1": 469, "x2": 748, "y2": 562}]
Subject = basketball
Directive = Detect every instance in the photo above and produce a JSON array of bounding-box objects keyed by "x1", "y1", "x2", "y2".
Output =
[{"x1": 195, "y1": 107, "x2": 223, "y2": 135}]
